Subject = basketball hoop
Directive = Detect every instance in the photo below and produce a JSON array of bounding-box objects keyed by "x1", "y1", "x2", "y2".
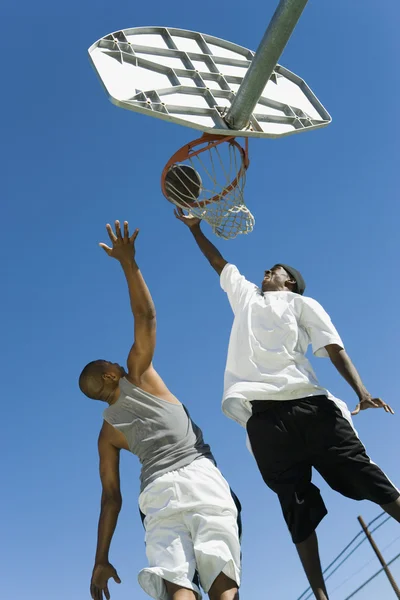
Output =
[
  {"x1": 161, "y1": 134, "x2": 254, "y2": 240},
  {"x1": 91, "y1": 23, "x2": 331, "y2": 239}
]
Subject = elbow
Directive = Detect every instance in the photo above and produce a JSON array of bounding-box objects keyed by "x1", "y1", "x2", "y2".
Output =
[
  {"x1": 325, "y1": 344, "x2": 346, "y2": 363},
  {"x1": 135, "y1": 311, "x2": 156, "y2": 323},
  {"x1": 210, "y1": 257, "x2": 226, "y2": 276},
  {"x1": 101, "y1": 491, "x2": 122, "y2": 510}
]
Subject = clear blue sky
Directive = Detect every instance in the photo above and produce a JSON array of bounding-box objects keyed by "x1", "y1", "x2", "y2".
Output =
[{"x1": 2, "y1": 1, "x2": 400, "y2": 599}]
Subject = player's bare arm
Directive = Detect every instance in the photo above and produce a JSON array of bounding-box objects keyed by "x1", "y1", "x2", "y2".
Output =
[
  {"x1": 325, "y1": 344, "x2": 394, "y2": 415},
  {"x1": 100, "y1": 221, "x2": 178, "y2": 402},
  {"x1": 174, "y1": 209, "x2": 227, "y2": 275},
  {"x1": 90, "y1": 422, "x2": 124, "y2": 600},
  {"x1": 100, "y1": 221, "x2": 156, "y2": 382}
]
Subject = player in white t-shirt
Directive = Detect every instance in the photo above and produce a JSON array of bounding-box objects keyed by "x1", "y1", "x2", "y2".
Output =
[{"x1": 176, "y1": 210, "x2": 400, "y2": 600}]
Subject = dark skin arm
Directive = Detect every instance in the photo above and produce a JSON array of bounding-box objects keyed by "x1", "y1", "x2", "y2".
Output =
[
  {"x1": 100, "y1": 221, "x2": 156, "y2": 383},
  {"x1": 325, "y1": 344, "x2": 394, "y2": 415},
  {"x1": 90, "y1": 422, "x2": 124, "y2": 600},
  {"x1": 174, "y1": 209, "x2": 227, "y2": 275},
  {"x1": 100, "y1": 221, "x2": 178, "y2": 401},
  {"x1": 91, "y1": 223, "x2": 177, "y2": 598}
]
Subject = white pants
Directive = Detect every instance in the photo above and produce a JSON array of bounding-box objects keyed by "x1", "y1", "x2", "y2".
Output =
[{"x1": 138, "y1": 457, "x2": 241, "y2": 600}]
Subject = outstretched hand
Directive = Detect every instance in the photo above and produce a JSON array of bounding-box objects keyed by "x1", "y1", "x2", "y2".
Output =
[
  {"x1": 174, "y1": 208, "x2": 201, "y2": 229},
  {"x1": 351, "y1": 394, "x2": 394, "y2": 416},
  {"x1": 99, "y1": 221, "x2": 139, "y2": 263},
  {"x1": 90, "y1": 562, "x2": 121, "y2": 600}
]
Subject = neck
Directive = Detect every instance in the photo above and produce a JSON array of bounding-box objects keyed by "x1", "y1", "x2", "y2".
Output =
[
  {"x1": 102, "y1": 384, "x2": 121, "y2": 405},
  {"x1": 263, "y1": 286, "x2": 286, "y2": 293}
]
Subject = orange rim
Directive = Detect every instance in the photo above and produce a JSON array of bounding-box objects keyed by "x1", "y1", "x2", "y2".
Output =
[{"x1": 161, "y1": 133, "x2": 249, "y2": 208}]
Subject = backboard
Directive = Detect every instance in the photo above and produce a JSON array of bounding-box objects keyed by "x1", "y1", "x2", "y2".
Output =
[{"x1": 88, "y1": 26, "x2": 331, "y2": 139}]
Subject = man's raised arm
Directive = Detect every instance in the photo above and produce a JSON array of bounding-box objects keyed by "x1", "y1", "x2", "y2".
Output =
[
  {"x1": 175, "y1": 209, "x2": 227, "y2": 275},
  {"x1": 100, "y1": 221, "x2": 156, "y2": 383}
]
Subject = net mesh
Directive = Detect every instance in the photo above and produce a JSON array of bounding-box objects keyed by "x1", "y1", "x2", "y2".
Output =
[{"x1": 164, "y1": 138, "x2": 254, "y2": 239}]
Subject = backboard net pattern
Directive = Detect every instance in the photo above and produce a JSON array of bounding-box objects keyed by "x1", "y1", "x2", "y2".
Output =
[{"x1": 89, "y1": 27, "x2": 331, "y2": 138}]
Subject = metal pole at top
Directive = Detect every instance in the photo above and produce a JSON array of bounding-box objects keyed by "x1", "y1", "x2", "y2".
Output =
[{"x1": 224, "y1": 0, "x2": 309, "y2": 131}]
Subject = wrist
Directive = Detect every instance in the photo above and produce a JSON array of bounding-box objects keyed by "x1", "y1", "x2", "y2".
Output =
[
  {"x1": 190, "y1": 223, "x2": 202, "y2": 234},
  {"x1": 95, "y1": 553, "x2": 109, "y2": 564},
  {"x1": 120, "y1": 257, "x2": 137, "y2": 270}
]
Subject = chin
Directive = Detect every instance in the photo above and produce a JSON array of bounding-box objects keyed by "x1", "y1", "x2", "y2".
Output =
[{"x1": 262, "y1": 284, "x2": 277, "y2": 293}]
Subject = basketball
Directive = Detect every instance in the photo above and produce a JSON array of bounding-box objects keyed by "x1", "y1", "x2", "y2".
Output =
[{"x1": 164, "y1": 164, "x2": 202, "y2": 205}]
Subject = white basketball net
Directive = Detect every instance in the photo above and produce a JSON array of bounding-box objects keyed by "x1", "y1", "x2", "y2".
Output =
[{"x1": 165, "y1": 139, "x2": 254, "y2": 240}]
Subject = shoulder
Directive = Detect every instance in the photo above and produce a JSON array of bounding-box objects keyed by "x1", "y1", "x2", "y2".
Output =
[
  {"x1": 220, "y1": 263, "x2": 257, "y2": 292},
  {"x1": 98, "y1": 419, "x2": 128, "y2": 453},
  {"x1": 295, "y1": 295, "x2": 337, "y2": 332},
  {"x1": 98, "y1": 420, "x2": 118, "y2": 446},
  {"x1": 220, "y1": 262, "x2": 238, "y2": 280},
  {"x1": 127, "y1": 366, "x2": 179, "y2": 403},
  {"x1": 295, "y1": 294, "x2": 327, "y2": 313}
]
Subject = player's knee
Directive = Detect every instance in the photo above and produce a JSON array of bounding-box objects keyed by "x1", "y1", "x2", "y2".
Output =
[
  {"x1": 208, "y1": 572, "x2": 239, "y2": 600},
  {"x1": 163, "y1": 580, "x2": 198, "y2": 600},
  {"x1": 280, "y1": 484, "x2": 327, "y2": 544}
]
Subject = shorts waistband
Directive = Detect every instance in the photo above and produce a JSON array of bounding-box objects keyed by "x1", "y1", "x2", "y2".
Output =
[{"x1": 250, "y1": 395, "x2": 328, "y2": 414}]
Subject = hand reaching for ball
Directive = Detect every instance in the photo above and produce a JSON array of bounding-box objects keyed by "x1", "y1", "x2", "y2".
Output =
[{"x1": 174, "y1": 208, "x2": 201, "y2": 229}]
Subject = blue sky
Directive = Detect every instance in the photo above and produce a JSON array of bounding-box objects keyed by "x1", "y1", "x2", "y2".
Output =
[{"x1": 2, "y1": 1, "x2": 400, "y2": 599}]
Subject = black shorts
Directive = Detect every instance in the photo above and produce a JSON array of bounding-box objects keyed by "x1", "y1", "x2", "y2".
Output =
[{"x1": 246, "y1": 395, "x2": 399, "y2": 544}]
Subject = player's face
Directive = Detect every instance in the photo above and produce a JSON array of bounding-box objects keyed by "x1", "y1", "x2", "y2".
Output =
[{"x1": 262, "y1": 265, "x2": 292, "y2": 293}]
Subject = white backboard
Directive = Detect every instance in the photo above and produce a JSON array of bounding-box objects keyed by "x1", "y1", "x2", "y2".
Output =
[{"x1": 88, "y1": 26, "x2": 331, "y2": 138}]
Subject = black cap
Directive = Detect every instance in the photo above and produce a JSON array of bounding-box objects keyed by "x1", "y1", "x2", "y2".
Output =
[{"x1": 277, "y1": 264, "x2": 306, "y2": 295}]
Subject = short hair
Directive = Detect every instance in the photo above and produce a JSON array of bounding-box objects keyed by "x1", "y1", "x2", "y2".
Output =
[{"x1": 79, "y1": 360, "x2": 106, "y2": 399}]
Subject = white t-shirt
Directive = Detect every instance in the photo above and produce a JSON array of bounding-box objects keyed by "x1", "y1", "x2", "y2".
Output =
[{"x1": 220, "y1": 264, "x2": 345, "y2": 428}]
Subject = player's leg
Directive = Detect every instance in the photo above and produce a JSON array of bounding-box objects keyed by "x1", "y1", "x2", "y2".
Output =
[
  {"x1": 138, "y1": 473, "x2": 202, "y2": 600},
  {"x1": 381, "y1": 496, "x2": 400, "y2": 521},
  {"x1": 246, "y1": 400, "x2": 330, "y2": 600},
  {"x1": 164, "y1": 581, "x2": 198, "y2": 600},
  {"x1": 296, "y1": 532, "x2": 329, "y2": 600},
  {"x1": 208, "y1": 572, "x2": 239, "y2": 600},
  {"x1": 180, "y1": 459, "x2": 241, "y2": 599},
  {"x1": 311, "y1": 398, "x2": 399, "y2": 515}
]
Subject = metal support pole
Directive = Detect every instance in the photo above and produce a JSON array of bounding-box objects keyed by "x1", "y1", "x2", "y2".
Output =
[
  {"x1": 224, "y1": 0, "x2": 309, "y2": 131},
  {"x1": 358, "y1": 515, "x2": 400, "y2": 598}
]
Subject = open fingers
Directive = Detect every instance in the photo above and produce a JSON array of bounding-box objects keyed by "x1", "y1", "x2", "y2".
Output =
[
  {"x1": 106, "y1": 223, "x2": 117, "y2": 243},
  {"x1": 112, "y1": 568, "x2": 121, "y2": 584},
  {"x1": 372, "y1": 398, "x2": 394, "y2": 413},
  {"x1": 129, "y1": 227, "x2": 139, "y2": 243},
  {"x1": 104, "y1": 584, "x2": 110, "y2": 600},
  {"x1": 99, "y1": 243, "x2": 112, "y2": 255},
  {"x1": 123, "y1": 220, "x2": 129, "y2": 240},
  {"x1": 174, "y1": 208, "x2": 184, "y2": 219},
  {"x1": 114, "y1": 220, "x2": 122, "y2": 239},
  {"x1": 373, "y1": 398, "x2": 385, "y2": 407},
  {"x1": 90, "y1": 583, "x2": 102, "y2": 600},
  {"x1": 352, "y1": 397, "x2": 394, "y2": 415},
  {"x1": 368, "y1": 399, "x2": 380, "y2": 408}
]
